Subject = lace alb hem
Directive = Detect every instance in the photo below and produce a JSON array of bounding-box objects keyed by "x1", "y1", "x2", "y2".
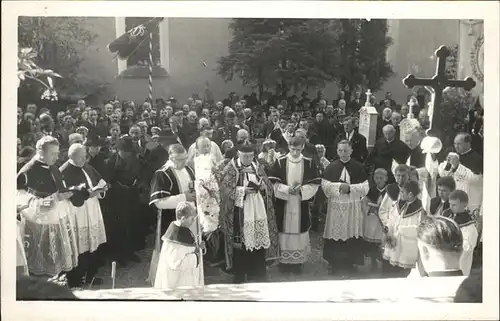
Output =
[
  {"x1": 76, "y1": 225, "x2": 107, "y2": 254},
  {"x1": 243, "y1": 219, "x2": 271, "y2": 251},
  {"x1": 279, "y1": 247, "x2": 310, "y2": 264}
]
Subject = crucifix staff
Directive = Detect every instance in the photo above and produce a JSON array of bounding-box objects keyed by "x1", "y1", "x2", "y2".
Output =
[{"x1": 402, "y1": 45, "x2": 476, "y2": 138}]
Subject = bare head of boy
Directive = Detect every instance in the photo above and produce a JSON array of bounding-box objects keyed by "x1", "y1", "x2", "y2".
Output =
[
  {"x1": 400, "y1": 180, "x2": 420, "y2": 202},
  {"x1": 437, "y1": 176, "x2": 456, "y2": 202},
  {"x1": 175, "y1": 202, "x2": 196, "y2": 228},
  {"x1": 449, "y1": 190, "x2": 469, "y2": 214},
  {"x1": 373, "y1": 168, "x2": 388, "y2": 189}
]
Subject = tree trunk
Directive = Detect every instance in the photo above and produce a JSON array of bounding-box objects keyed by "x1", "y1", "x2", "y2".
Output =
[{"x1": 258, "y1": 66, "x2": 264, "y2": 101}]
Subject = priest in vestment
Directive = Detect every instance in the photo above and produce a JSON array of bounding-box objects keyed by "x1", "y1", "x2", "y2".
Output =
[
  {"x1": 62, "y1": 144, "x2": 107, "y2": 287},
  {"x1": 269, "y1": 136, "x2": 321, "y2": 274},
  {"x1": 16, "y1": 136, "x2": 79, "y2": 277},
  {"x1": 438, "y1": 133, "x2": 483, "y2": 211},
  {"x1": 149, "y1": 144, "x2": 197, "y2": 237},
  {"x1": 322, "y1": 139, "x2": 370, "y2": 274},
  {"x1": 219, "y1": 141, "x2": 279, "y2": 283},
  {"x1": 186, "y1": 124, "x2": 223, "y2": 168}
]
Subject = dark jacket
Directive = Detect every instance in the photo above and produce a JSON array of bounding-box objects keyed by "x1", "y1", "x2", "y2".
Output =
[{"x1": 334, "y1": 131, "x2": 368, "y2": 163}]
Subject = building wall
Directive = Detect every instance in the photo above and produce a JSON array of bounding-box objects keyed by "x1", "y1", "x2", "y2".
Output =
[
  {"x1": 380, "y1": 19, "x2": 460, "y2": 104},
  {"x1": 75, "y1": 18, "x2": 460, "y2": 106}
]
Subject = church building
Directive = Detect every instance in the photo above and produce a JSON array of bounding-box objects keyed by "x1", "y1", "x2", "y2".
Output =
[{"x1": 77, "y1": 18, "x2": 483, "y2": 105}]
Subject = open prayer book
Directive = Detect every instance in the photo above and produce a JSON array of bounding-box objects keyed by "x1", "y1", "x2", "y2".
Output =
[{"x1": 90, "y1": 179, "x2": 108, "y2": 193}]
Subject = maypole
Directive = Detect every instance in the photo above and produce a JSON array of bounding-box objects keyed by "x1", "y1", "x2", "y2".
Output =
[{"x1": 148, "y1": 31, "x2": 154, "y2": 104}]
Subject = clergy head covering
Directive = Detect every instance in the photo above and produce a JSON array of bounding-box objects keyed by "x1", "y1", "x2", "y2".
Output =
[
  {"x1": 420, "y1": 136, "x2": 443, "y2": 154},
  {"x1": 237, "y1": 140, "x2": 255, "y2": 153},
  {"x1": 117, "y1": 136, "x2": 136, "y2": 152}
]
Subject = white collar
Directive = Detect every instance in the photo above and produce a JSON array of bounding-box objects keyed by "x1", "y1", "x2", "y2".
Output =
[
  {"x1": 287, "y1": 153, "x2": 303, "y2": 163},
  {"x1": 340, "y1": 157, "x2": 351, "y2": 164},
  {"x1": 460, "y1": 148, "x2": 472, "y2": 155},
  {"x1": 237, "y1": 158, "x2": 256, "y2": 168},
  {"x1": 68, "y1": 159, "x2": 84, "y2": 168}
]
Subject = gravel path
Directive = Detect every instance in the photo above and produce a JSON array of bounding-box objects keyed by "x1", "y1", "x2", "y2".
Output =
[{"x1": 89, "y1": 226, "x2": 385, "y2": 290}]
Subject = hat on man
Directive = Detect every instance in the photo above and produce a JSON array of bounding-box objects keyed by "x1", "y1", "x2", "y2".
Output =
[
  {"x1": 117, "y1": 136, "x2": 137, "y2": 152},
  {"x1": 157, "y1": 129, "x2": 179, "y2": 145},
  {"x1": 85, "y1": 134, "x2": 104, "y2": 147}
]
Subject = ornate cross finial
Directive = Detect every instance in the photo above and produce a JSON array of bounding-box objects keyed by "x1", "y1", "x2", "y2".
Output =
[
  {"x1": 364, "y1": 89, "x2": 372, "y2": 107},
  {"x1": 402, "y1": 45, "x2": 476, "y2": 138}
]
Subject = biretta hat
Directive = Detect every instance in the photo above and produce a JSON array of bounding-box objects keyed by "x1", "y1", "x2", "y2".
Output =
[{"x1": 237, "y1": 140, "x2": 255, "y2": 153}]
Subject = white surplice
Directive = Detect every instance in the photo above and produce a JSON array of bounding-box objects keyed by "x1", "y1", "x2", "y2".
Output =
[
  {"x1": 273, "y1": 154, "x2": 319, "y2": 264},
  {"x1": 187, "y1": 140, "x2": 223, "y2": 167},
  {"x1": 438, "y1": 161, "x2": 483, "y2": 211},
  {"x1": 71, "y1": 165, "x2": 107, "y2": 254},
  {"x1": 459, "y1": 223, "x2": 478, "y2": 276},
  {"x1": 322, "y1": 165, "x2": 369, "y2": 241},
  {"x1": 154, "y1": 222, "x2": 202, "y2": 290},
  {"x1": 391, "y1": 153, "x2": 438, "y2": 213}
]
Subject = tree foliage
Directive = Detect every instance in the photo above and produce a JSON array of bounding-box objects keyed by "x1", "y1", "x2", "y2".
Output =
[
  {"x1": 18, "y1": 17, "x2": 107, "y2": 103},
  {"x1": 18, "y1": 47, "x2": 62, "y2": 88},
  {"x1": 439, "y1": 44, "x2": 475, "y2": 150},
  {"x1": 218, "y1": 19, "x2": 393, "y2": 98}
]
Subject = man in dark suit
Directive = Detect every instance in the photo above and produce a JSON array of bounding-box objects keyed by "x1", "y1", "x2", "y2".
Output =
[
  {"x1": 379, "y1": 92, "x2": 397, "y2": 109},
  {"x1": 334, "y1": 117, "x2": 368, "y2": 163},
  {"x1": 263, "y1": 110, "x2": 279, "y2": 138},
  {"x1": 270, "y1": 117, "x2": 290, "y2": 154},
  {"x1": 365, "y1": 124, "x2": 410, "y2": 183},
  {"x1": 295, "y1": 128, "x2": 319, "y2": 165},
  {"x1": 144, "y1": 130, "x2": 178, "y2": 172}
]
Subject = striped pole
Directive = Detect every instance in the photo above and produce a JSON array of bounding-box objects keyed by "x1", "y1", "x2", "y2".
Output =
[{"x1": 148, "y1": 31, "x2": 153, "y2": 104}]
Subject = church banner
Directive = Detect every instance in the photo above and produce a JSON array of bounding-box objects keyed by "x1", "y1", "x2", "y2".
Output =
[{"x1": 458, "y1": 20, "x2": 484, "y2": 107}]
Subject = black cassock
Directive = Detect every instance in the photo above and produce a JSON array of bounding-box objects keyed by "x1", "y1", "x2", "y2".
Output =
[
  {"x1": 366, "y1": 137, "x2": 410, "y2": 182},
  {"x1": 408, "y1": 144, "x2": 426, "y2": 168},
  {"x1": 269, "y1": 156, "x2": 321, "y2": 235},
  {"x1": 322, "y1": 158, "x2": 369, "y2": 270},
  {"x1": 103, "y1": 154, "x2": 148, "y2": 262},
  {"x1": 458, "y1": 149, "x2": 483, "y2": 174},
  {"x1": 149, "y1": 165, "x2": 195, "y2": 236}
]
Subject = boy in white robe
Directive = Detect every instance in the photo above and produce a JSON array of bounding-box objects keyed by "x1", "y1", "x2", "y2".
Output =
[
  {"x1": 441, "y1": 190, "x2": 478, "y2": 276},
  {"x1": 154, "y1": 202, "x2": 204, "y2": 289},
  {"x1": 382, "y1": 180, "x2": 426, "y2": 277}
]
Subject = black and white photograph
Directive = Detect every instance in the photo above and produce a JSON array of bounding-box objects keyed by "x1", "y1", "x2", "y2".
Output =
[{"x1": 2, "y1": 1, "x2": 499, "y2": 321}]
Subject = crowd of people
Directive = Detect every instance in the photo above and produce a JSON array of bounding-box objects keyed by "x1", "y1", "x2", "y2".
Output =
[{"x1": 15, "y1": 88, "x2": 484, "y2": 291}]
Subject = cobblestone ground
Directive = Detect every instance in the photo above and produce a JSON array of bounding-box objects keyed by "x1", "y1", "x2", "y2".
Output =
[{"x1": 88, "y1": 225, "x2": 386, "y2": 290}]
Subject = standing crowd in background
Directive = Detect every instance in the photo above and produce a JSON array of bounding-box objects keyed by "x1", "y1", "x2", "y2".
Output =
[{"x1": 16, "y1": 88, "x2": 484, "y2": 290}]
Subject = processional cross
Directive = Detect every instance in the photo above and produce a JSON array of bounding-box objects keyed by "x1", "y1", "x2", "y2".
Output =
[{"x1": 402, "y1": 45, "x2": 476, "y2": 138}]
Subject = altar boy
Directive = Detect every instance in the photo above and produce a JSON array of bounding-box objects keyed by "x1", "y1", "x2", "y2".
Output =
[
  {"x1": 154, "y1": 202, "x2": 204, "y2": 289},
  {"x1": 441, "y1": 190, "x2": 478, "y2": 276}
]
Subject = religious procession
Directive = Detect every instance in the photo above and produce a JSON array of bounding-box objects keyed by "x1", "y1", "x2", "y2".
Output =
[{"x1": 15, "y1": 17, "x2": 484, "y2": 299}]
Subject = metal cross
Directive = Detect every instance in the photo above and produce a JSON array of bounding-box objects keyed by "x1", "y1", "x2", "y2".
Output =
[{"x1": 402, "y1": 45, "x2": 476, "y2": 138}]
